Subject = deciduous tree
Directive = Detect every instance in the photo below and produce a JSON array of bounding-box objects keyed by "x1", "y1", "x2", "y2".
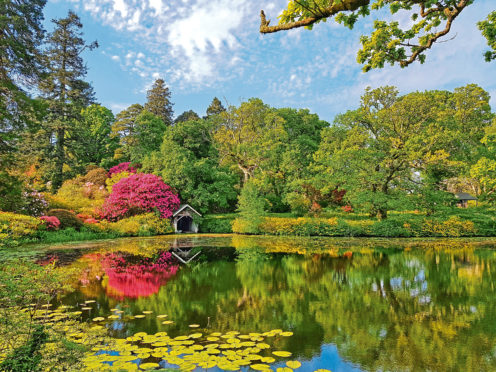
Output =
[{"x1": 259, "y1": 1, "x2": 491, "y2": 71}]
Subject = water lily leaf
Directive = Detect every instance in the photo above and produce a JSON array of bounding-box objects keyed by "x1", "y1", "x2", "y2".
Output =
[
  {"x1": 273, "y1": 351, "x2": 292, "y2": 357},
  {"x1": 281, "y1": 332, "x2": 293, "y2": 337},
  {"x1": 251, "y1": 364, "x2": 271, "y2": 370},
  {"x1": 156, "y1": 314, "x2": 168, "y2": 318},
  {"x1": 207, "y1": 336, "x2": 220, "y2": 341},
  {"x1": 134, "y1": 315, "x2": 145, "y2": 318},
  {"x1": 162, "y1": 320, "x2": 174, "y2": 324},
  {"x1": 277, "y1": 368, "x2": 293, "y2": 372},
  {"x1": 189, "y1": 324, "x2": 200, "y2": 328},
  {"x1": 108, "y1": 315, "x2": 120, "y2": 319},
  {"x1": 262, "y1": 357, "x2": 276, "y2": 363},
  {"x1": 92, "y1": 317, "x2": 105, "y2": 322},
  {"x1": 142, "y1": 311, "x2": 153, "y2": 314},
  {"x1": 286, "y1": 361, "x2": 301, "y2": 368},
  {"x1": 313, "y1": 370, "x2": 332, "y2": 372},
  {"x1": 81, "y1": 307, "x2": 92, "y2": 310},
  {"x1": 84, "y1": 300, "x2": 96, "y2": 304},
  {"x1": 139, "y1": 362, "x2": 159, "y2": 369}
]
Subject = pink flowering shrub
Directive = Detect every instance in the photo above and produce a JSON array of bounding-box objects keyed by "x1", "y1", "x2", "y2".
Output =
[
  {"x1": 102, "y1": 173, "x2": 180, "y2": 221},
  {"x1": 40, "y1": 216, "x2": 61, "y2": 230},
  {"x1": 108, "y1": 162, "x2": 138, "y2": 177}
]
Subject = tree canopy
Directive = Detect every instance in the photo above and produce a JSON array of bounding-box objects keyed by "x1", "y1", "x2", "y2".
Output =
[{"x1": 260, "y1": 1, "x2": 494, "y2": 71}]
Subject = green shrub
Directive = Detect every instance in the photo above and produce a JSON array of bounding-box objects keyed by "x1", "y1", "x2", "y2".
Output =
[
  {"x1": 199, "y1": 215, "x2": 234, "y2": 233},
  {"x1": 232, "y1": 183, "x2": 266, "y2": 234},
  {"x1": 46, "y1": 209, "x2": 83, "y2": 230}
]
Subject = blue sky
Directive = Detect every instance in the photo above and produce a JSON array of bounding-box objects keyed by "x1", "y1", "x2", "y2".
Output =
[{"x1": 44, "y1": 0, "x2": 496, "y2": 123}]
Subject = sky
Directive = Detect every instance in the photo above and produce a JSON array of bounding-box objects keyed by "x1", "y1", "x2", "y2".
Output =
[{"x1": 44, "y1": 0, "x2": 496, "y2": 123}]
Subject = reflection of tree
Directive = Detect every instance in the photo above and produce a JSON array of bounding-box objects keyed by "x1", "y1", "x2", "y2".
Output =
[{"x1": 56, "y1": 236, "x2": 496, "y2": 371}]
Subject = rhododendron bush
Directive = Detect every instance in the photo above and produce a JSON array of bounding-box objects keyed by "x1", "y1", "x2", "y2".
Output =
[
  {"x1": 102, "y1": 173, "x2": 180, "y2": 221},
  {"x1": 40, "y1": 216, "x2": 61, "y2": 230},
  {"x1": 108, "y1": 162, "x2": 138, "y2": 177}
]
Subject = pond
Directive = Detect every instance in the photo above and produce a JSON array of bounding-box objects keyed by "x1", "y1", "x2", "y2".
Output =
[{"x1": 20, "y1": 235, "x2": 496, "y2": 371}]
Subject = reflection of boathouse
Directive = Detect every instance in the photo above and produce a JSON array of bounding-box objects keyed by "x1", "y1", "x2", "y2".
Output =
[{"x1": 173, "y1": 204, "x2": 201, "y2": 233}]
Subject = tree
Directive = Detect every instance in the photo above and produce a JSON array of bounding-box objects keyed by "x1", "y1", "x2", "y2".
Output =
[
  {"x1": 313, "y1": 86, "x2": 466, "y2": 219},
  {"x1": 142, "y1": 119, "x2": 238, "y2": 213},
  {"x1": 39, "y1": 11, "x2": 97, "y2": 191},
  {"x1": 144, "y1": 78, "x2": 173, "y2": 126},
  {"x1": 259, "y1": 1, "x2": 492, "y2": 71},
  {"x1": 129, "y1": 110, "x2": 167, "y2": 162},
  {"x1": 72, "y1": 104, "x2": 118, "y2": 168},
  {"x1": 214, "y1": 98, "x2": 287, "y2": 183},
  {"x1": 102, "y1": 173, "x2": 180, "y2": 221},
  {"x1": 175, "y1": 110, "x2": 200, "y2": 124},
  {"x1": 111, "y1": 103, "x2": 143, "y2": 161},
  {"x1": 0, "y1": 0, "x2": 46, "y2": 167},
  {"x1": 478, "y1": 11, "x2": 496, "y2": 62},
  {"x1": 206, "y1": 97, "x2": 226, "y2": 117}
]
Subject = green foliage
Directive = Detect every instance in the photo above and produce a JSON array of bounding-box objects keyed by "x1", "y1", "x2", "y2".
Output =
[
  {"x1": 206, "y1": 97, "x2": 226, "y2": 117},
  {"x1": 312, "y1": 85, "x2": 493, "y2": 219},
  {"x1": 0, "y1": 212, "x2": 42, "y2": 247},
  {"x1": 142, "y1": 119, "x2": 238, "y2": 214},
  {"x1": 199, "y1": 215, "x2": 235, "y2": 233},
  {"x1": 46, "y1": 209, "x2": 83, "y2": 230},
  {"x1": 130, "y1": 110, "x2": 167, "y2": 162},
  {"x1": 144, "y1": 78, "x2": 173, "y2": 126},
  {"x1": 73, "y1": 105, "x2": 118, "y2": 168},
  {"x1": 39, "y1": 11, "x2": 97, "y2": 191},
  {"x1": 0, "y1": 325, "x2": 47, "y2": 372},
  {"x1": 263, "y1": 1, "x2": 487, "y2": 70},
  {"x1": 0, "y1": 172, "x2": 24, "y2": 212},
  {"x1": 232, "y1": 182, "x2": 267, "y2": 234},
  {"x1": 174, "y1": 110, "x2": 200, "y2": 124},
  {"x1": 111, "y1": 103, "x2": 143, "y2": 161},
  {"x1": 0, "y1": 0, "x2": 46, "y2": 169},
  {"x1": 214, "y1": 98, "x2": 287, "y2": 183},
  {"x1": 478, "y1": 11, "x2": 496, "y2": 62}
]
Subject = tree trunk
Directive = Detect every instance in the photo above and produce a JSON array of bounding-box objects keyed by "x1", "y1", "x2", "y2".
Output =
[{"x1": 53, "y1": 127, "x2": 65, "y2": 192}]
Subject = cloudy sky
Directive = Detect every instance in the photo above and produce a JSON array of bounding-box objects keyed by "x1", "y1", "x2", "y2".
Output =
[{"x1": 44, "y1": 0, "x2": 496, "y2": 122}]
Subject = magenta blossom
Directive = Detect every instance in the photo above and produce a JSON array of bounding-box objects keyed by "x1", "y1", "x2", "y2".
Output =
[
  {"x1": 108, "y1": 162, "x2": 138, "y2": 177},
  {"x1": 102, "y1": 173, "x2": 180, "y2": 221},
  {"x1": 40, "y1": 216, "x2": 61, "y2": 230}
]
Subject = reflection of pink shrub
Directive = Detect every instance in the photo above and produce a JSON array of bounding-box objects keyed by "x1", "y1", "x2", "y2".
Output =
[
  {"x1": 102, "y1": 173, "x2": 180, "y2": 221},
  {"x1": 95, "y1": 252, "x2": 178, "y2": 299},
  {"x1": 108, "y1": 162, "x2": 138, "y2": 177},
  {"x1": 40, "y1": 216, "x2": 61, "y2": 230}
]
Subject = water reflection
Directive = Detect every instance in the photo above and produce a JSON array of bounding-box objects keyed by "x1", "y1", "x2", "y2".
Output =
[{"x1": 43, "y1": 236, "x2": 496, "y2": 371}]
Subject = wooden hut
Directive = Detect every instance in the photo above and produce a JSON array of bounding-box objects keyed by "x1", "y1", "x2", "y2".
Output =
[
  {"x1": 454, "y1": 192, "x2": 477, "y2": 208},
  {"x1": 173, "y1": 204, "x2": 201, "y2": 233}
]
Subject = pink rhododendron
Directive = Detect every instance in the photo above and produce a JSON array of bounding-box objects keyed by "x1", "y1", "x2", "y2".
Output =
[
  {"x1": 40, "y1": 215, "x2": 61, "y2": 230},
  {"x1": 102, "y1": 173, "x2": 180, "y2": 221},
  {"x1": 108, "y1": 162, "x2": 138, "y2": 177}
]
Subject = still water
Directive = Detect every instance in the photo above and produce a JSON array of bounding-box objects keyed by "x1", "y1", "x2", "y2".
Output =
[{"x1": 32, "y1": 235, "x2": 496, "y2": 371}]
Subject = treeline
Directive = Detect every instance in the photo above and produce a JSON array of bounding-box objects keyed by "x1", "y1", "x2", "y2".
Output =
[{"x1": 2, "y1": 3, "x2": 496, "y2": 220}]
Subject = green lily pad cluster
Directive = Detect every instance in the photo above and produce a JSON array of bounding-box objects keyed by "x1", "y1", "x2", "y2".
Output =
[
  {"x1": 17, "y1": 303, "x2": 332, "y2": 372},
  {"x1": 82, "y1": 328, "x2": 321, "y2": 371}
]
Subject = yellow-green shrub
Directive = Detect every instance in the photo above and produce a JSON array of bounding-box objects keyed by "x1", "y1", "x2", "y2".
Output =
[
  {"x1": 0, "y1": 212, "x2": 42, "y2": 246},
  {"x1": 422, "y1": 216, "x2": 475, "y2": 237},
  {"x1": 90, "y1": 213, "x2": 174, "y2": 237},
  {"x1": 258, "y1": 217, "x2": 339, "y2": 236},
  {"x1": 46, "y1": 180, "x2": 106, "y2": 213},
  {"x1": 105, "y1": 171, "x2": 130, "y2": 193}
]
